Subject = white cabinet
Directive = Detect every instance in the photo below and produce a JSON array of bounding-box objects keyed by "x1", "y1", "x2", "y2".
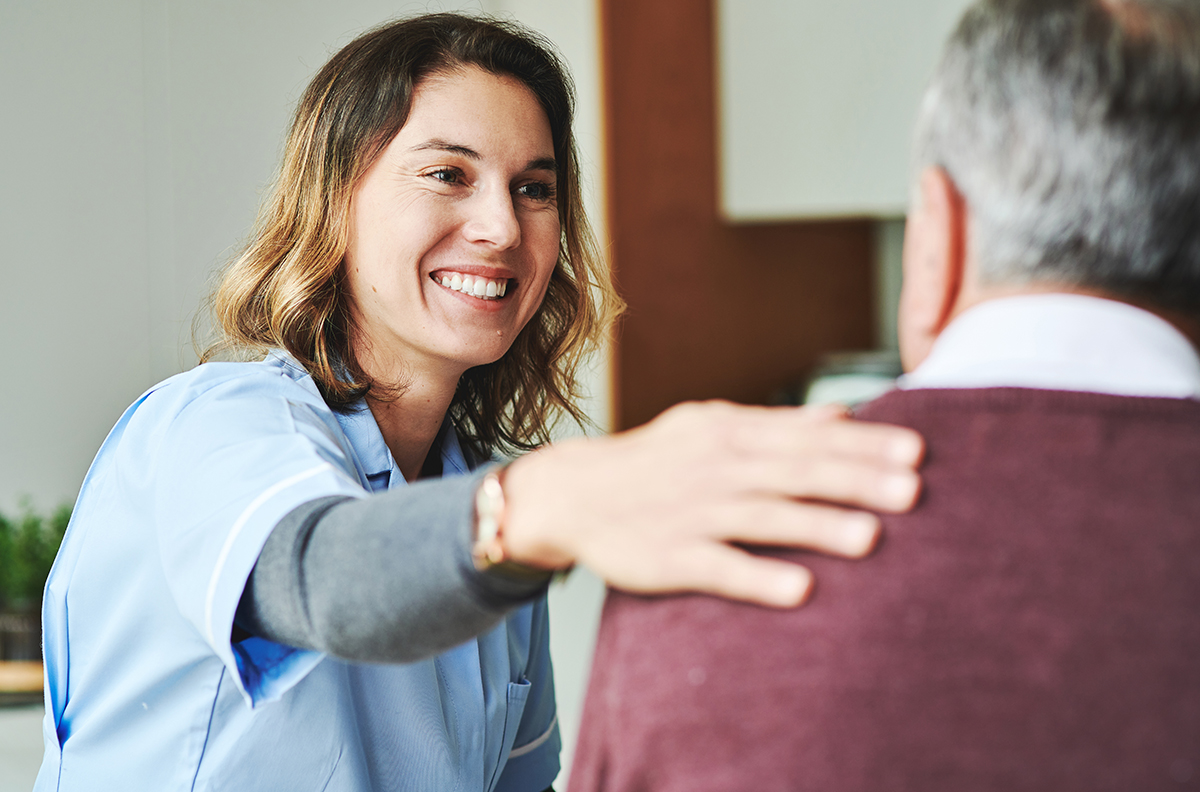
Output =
[{"x1": 716, "y1": 0, "x2": 972, "y2": 220}]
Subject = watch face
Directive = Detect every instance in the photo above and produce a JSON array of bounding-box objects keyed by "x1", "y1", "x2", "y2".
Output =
[{"x1": 473, "y1": 469, "x2": 507, "y2": 569}]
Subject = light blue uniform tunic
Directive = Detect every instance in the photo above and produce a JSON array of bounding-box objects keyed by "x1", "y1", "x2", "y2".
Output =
[{"x1": 34, "y1": 353, "x2": 560, "y2": 791}]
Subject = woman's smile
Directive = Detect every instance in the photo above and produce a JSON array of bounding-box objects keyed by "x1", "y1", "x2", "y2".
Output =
[
  {"x1": 430, "y1": 270, "x2": 512, "y2": 301},
  {"x1": 434, "y1": 273, "x2": 510, "y2": 300}
]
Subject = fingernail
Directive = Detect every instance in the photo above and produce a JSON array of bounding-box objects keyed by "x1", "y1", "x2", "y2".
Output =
[
  {"x1": 844, "y1": 513, "x2": 881, "y2": 557},
  {"x1": 774, "y1": 567, "x2": 813, "y2": 607},
  {"x1": 884, "y1": 473, "x2": 920, "y2": 509},
  {"x1": 889, "y1": 433, "x2": 924, "y2": 465}
]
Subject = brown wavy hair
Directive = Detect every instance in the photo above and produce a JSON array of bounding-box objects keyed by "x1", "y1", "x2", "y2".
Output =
[{"x1": 202, "y1": 13, "x2": 622, "y2": 455}]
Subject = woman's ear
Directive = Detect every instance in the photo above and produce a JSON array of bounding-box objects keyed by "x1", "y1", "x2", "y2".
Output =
[{"x1": 897, "y1": 167, "x2": 968, "y2": 371}]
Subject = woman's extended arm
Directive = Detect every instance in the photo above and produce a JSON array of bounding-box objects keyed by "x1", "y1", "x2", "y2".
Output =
[{"x1": 238, "y1": 401, "x2": 923, "y2": 660}]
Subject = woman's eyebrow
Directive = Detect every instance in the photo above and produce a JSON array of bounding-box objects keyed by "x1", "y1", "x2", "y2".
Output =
[
  {"x1": 410, "y1": 140, "x2": 556, "y2": 172},
  {"x1": 411, "y1": 139, "x2": 480, "y2": 158}
]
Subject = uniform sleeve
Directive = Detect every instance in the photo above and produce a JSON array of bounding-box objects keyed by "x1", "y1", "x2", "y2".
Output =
[
  {"x1": 237, "y1": 479, "x2": 551, "y2": 664},
  {"x1": 150, "y1": 372, "x2": 368, "y2": 706},
  {"x1": 495, "y1": 595, "x2": 562, "y2": 792}
]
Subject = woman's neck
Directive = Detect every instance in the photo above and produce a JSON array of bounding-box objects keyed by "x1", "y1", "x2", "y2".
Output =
[
  {"x1": 354, "y1": 344, "x2": 465, "y2": 483},
  {"x1": 366, "y1": 377, "x2": 459, "y2": 483}
]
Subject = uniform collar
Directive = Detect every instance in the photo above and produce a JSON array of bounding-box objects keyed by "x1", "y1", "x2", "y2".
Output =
[
  {"x1": 900, "y1": 294, "x2": 1200, "y2": 398},
  {"x1": 265, "y1": 350, "x2": 471, "y2": 488},
  {"x1": 334, "y1": 404, "x2": 471, "y2": 490}
]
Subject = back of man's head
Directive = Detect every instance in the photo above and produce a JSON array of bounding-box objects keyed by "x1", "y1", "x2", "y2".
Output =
[{"x1": 914, "y1": 0, "x2": 1200, "y2": 315}]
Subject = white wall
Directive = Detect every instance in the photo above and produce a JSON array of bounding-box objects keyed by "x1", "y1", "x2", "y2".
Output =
[
  {"x1": 717, "y1": 0, "x2": 972, "y2": 220},
  {"x1": 0, "y1": 1, "x2": 607, "y2": 787},
  {"x1": 2, "y1": 0, "x2": 156, "y2": 516}
]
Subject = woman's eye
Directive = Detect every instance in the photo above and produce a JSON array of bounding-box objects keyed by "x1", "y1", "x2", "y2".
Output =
[
  {"x1": 517, "y1": 181, "x2": 556, "y2": 202},
  {"x1": 428, "y1": 169, "x2": 461, "y2": 185}
]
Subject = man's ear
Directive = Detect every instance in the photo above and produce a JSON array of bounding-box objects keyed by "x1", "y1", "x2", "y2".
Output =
[{"x1": 897, "y1": 167, "x2": 968, "y2": 371}]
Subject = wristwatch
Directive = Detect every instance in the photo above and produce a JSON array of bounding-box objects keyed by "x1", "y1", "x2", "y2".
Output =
[{"x1": 472, "y1": 464, "x2": 554, "y2": 583}]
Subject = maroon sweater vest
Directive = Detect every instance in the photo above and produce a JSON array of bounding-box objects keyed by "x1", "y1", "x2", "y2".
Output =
[{"x1": 569, "y1": 388, "x2": 1200, "y2": 792}]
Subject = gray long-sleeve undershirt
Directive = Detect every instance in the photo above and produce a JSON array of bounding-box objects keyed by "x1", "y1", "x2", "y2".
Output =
[{"x1": 234, "y1": 469, "x2": 551, "y2": 664}]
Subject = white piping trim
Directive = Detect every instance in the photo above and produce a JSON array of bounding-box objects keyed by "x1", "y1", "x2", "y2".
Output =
[
  {"x1": 507, "y1": 713, "x2": 558, "y2": 759},
  {"x1": 204, "y1": 463, "x2": 335, "y2": 646}
]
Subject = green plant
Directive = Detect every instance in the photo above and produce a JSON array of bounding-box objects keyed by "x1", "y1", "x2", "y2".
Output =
[{"x1": 0, "y1": 501, "x2": 70, "y2": 611}]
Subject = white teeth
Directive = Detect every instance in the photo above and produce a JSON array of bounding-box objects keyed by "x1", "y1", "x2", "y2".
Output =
[{"x1": 434, "y1": 273, "x2": 510, "y2": 300}]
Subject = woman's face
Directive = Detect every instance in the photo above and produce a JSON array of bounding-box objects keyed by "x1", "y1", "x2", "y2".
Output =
[{"x1": 344, "y1": 65, "x2": 561, "y2": 380}]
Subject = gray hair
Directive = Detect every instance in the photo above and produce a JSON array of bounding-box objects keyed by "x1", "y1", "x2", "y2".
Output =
[{"x1": 913, "y1": 0, "x2": 1200, "y2": 314}]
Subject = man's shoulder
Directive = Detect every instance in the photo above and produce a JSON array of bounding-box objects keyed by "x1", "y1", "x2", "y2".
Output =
[
  {"x1": 855, "y1": 386, "x2": 1200, "y2": 430},
  {"x1": 855, "y1": 387, "x2": 1200, "y2": 534},
  {"x1": 855, "y1": 387, "x2": 1200, "y2": 492}
]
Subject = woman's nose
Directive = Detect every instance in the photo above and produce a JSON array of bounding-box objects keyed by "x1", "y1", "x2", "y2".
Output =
[{"x1": 462, "y1": 187, "x2": 522, "y2": 250}]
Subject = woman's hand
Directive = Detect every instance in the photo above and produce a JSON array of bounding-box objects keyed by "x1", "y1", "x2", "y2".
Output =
[{"x1": 500, "y1": 401, "x2": 924, "y2": 608}]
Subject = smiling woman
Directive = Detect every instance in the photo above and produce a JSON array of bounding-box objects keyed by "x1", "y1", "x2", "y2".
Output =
[
  {"x1": 33, "y1": 12, "x2": 924, "y2": 792},
  {"x1": 341, "y1": 66, "x2": 567, "y2": 479}
]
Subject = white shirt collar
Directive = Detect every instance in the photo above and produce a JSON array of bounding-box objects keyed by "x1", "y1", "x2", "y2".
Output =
[{"x1": 898, "y1": 294, "x2": 1200, "y2": 399}]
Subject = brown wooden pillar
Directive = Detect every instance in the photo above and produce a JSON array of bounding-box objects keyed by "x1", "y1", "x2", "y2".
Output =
[{"x1": 601, "y1": 0, "x2": 876, "y2": 429}]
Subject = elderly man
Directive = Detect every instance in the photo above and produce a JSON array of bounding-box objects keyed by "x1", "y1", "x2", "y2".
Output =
[{"x1": 568, "y1": 0, "x2": 1200, "y2": 790}]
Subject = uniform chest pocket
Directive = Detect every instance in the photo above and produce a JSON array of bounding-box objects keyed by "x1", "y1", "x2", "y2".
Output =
[{"x1": 486, "y1": 679, "x2": 532, "y2": 792}]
